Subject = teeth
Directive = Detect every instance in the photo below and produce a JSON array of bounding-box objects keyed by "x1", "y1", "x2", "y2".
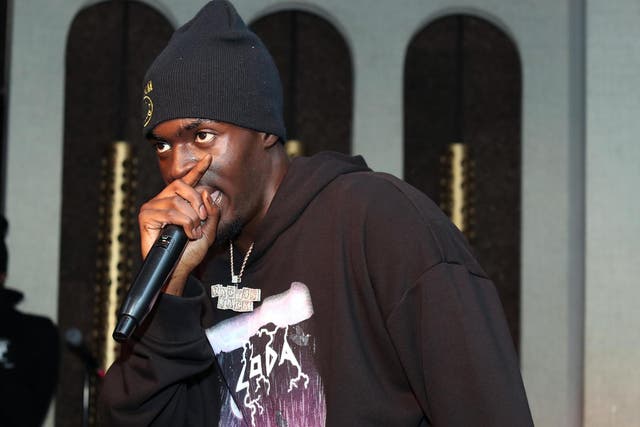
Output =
[{"x1": 211, "y1": 190, "x2": 222, "y2": 206}]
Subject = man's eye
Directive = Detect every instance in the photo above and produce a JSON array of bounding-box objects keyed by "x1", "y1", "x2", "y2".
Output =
[
  {"x1": 155, "y1": 142, "x2": 171, "y2": 153},
  {"x1": 195, "y1": 131, "x2": 216, "y2": 144}
]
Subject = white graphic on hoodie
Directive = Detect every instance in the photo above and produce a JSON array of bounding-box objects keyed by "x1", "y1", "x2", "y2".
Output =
[{"x1": 206, "y1": 282, "x2": 326, "y2": 427}]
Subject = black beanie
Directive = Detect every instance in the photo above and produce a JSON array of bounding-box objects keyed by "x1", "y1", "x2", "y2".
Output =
[{"x1": 141, "y1": 0, "x2": 286, "y2": 141}]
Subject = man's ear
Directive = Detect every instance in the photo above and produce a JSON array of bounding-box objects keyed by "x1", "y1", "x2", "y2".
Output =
[{"x1": 262, "y1": 133, "x2": 279, "y2": 148}]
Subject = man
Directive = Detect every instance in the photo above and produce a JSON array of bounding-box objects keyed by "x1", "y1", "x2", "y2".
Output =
[
  {"x1": 101, "y1": 1, "x2": 533, "y2": 425},
  {"x1": 0, "y1": 216, "x2": 59, "y2": 426}
]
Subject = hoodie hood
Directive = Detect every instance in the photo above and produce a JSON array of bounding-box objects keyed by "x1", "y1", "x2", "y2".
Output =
[{"x1": 251, "y1": 152, "x2": 370, "y2": 260}]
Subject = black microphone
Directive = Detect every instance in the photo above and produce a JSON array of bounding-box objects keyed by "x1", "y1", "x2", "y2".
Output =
[{"x1": 113, "y1": 224, "x2": 189, "y2": 342}]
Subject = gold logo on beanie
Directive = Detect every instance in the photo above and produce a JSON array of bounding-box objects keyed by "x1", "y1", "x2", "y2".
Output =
[{"x1": 143, "y1": 80, "x2": 154, "y2": 127}]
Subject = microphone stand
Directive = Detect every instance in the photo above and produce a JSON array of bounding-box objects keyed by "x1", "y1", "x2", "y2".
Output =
[
  {"x1": 82, "y1": 368, "x2": 90, "y2": 427},
  {"x1": 65, "y1": 327, "x2": 102, "y2": 427}
]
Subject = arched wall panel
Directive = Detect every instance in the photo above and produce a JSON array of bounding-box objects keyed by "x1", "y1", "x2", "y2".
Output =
[
  {"x1": 404, "y1": 14, "x2": 522, "y2": 349},
  {"x1": 251, "y1": 10, "x2": 353, "y2": 155},
  {"x1": 57, "y1": 2, "x2": 173, "y2": 424}
]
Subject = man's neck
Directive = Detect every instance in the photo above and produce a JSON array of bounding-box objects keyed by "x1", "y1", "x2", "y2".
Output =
[{"x1": 235, "y1": 149, "x2": 290, "y2": 252}]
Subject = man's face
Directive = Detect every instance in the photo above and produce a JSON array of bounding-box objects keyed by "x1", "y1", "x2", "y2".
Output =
[{"x1": 148, "y1": 118, "x2": 274, "y2": 243}]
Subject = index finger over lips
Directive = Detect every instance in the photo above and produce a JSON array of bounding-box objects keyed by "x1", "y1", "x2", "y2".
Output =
[{"x1": 182, "y1": 154, "x2": 212, "y2": 187}]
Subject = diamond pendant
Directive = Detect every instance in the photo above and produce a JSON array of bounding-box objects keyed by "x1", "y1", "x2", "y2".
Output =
[
  {"x1": 210, "y1": 283, "x2": 261, "y2": 312},
  {"x1": 217, "y1": 241, "x2": 259, "y2": 312}
]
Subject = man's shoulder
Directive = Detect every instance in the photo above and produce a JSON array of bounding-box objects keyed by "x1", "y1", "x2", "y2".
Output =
[
  {"x1": 328, "y1": 170, "x2": 445, "y2": 221},
  {"x1": 324, "y1": 170, "x2": 481, "y2": 271}
]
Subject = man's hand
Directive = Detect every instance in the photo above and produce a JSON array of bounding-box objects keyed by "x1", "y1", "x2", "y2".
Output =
[{"x1": 138, "y1": 155, "x2": 219, "y2": 295}]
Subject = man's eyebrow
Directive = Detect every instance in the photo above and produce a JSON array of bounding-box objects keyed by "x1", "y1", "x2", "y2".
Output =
[
  {"x1": 147, "y1": 119, "x2": 220, "y2": 141},
  {"x1": 147, "y1": 130, "x2": 166, "y2": 142},
  {"x1": 183, "y1": 119, "x2": 205, "y2": 131},
  {"x1": 184, "y1": 118, "x2": 219, "y2": 131}
]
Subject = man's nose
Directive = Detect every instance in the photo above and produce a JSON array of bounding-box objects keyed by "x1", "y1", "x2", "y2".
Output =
[{"x1": 169, "y1": 145, "x2": 199, "y2": 182}]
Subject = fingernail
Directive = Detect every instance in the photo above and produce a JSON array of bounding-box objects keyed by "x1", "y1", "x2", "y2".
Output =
[
  {"x1": 199, "y1": 204, "x2": 207, "y2": 218},
  {"x1": 211, "y1": 190, "x2": 222, "y2": 207}
]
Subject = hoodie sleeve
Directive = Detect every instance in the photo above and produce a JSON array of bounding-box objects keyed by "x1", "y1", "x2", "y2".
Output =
[
  {"x1": 361, "y1": 174, "x2": 533, "y2": 426},
  {"x1": 100, "y1": 277, "x2": 221, "y2": 426},
  {"x1": 385, "y1": 262, "x2": 533, "y2": 425}
]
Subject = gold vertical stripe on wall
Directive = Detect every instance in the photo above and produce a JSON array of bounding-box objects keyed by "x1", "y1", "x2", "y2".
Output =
[
  {"x1": 105, "y1": 141, "x2": 133, "y2": 369},
  {"x1": 285, "y1": 139, "x2": 305, "y2": 158},
  {"x1": 92, "y1": 140, "x2": 137, "y2": 425},
  {"x1": 450, "y1": 143, "x2": 466, "y2": 231},
  {"x1": 440, "y1": 142, "x2": 475, "y2": 238}
]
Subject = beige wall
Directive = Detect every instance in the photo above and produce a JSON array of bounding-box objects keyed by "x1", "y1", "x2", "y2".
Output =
[{"x1": 584, "y1": 1, "x2": 640, "y2": 425}]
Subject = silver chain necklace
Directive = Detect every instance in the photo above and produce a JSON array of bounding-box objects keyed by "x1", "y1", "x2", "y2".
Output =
[
  {"x1": 230, "y1": 241, "x2": 253, "y2": 284},
  {"x1": 210, "y1": 241, "x2": 261, "y2": 312}
]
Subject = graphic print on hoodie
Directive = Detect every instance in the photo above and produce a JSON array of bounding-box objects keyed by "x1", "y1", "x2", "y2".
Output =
[{"x1": 205, "y1": 282, "x2": 326, "y2": 427}]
